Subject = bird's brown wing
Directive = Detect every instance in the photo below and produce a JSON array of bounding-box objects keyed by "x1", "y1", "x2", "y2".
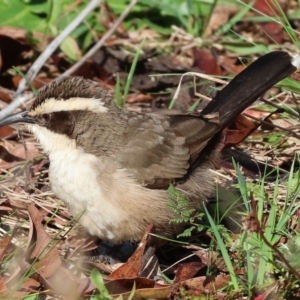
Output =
[{"x1": 116, "y1": 112, "x2": 221, "y2": 188}]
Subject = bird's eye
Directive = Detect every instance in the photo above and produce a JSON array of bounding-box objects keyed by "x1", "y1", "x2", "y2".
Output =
[{"x1": 42, "y1": 113, "x2": 51, "y2": 122}]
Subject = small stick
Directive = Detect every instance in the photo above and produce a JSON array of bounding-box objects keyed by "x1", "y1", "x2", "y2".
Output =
[
  {"x1": 59, "y1": 0, "x2": 138, "y2": 79},
  {"x1": 0, "y1": 0, "x2": 102, "y2": 120}
]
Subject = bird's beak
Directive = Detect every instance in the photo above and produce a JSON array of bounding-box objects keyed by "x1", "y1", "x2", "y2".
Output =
[{"x1": 0, "y1": 111, "x2": 37, "y2": 127}]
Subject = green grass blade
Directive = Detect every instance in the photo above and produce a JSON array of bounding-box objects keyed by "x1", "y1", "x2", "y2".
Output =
[
  {"x1": 233, "y1": 160, "x2": 250, "y2": 211},
  {"x1": 122, "y1": 38, "x2": 146, "y2": 106},
  {"x1": 90, "y1": 268, "x2": 112, "y2": 300},
  {"x1": 217, "y1": 1, "x2": 254, "y2": 35},
  {"x1": 204, "y1": 205, "x2": 239, "y2": 291}
]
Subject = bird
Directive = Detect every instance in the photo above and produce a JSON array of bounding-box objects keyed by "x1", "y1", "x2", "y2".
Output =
[{"x1": 0, "y1": 51, "x2": 299, "y2": 244}]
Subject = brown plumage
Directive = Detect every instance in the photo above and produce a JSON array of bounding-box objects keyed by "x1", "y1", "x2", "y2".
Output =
[{"x1": 0, "y1": 51, "x2": 299, "y2": 243}]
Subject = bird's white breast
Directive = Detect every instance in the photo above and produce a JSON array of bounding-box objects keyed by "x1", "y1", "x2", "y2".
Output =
[{"x1": 28, "y1": 125, "x2": 124, "y2": 241}]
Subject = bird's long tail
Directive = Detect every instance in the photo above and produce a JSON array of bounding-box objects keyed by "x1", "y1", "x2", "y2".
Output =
[{"x1": 201, "y1": 51, "x2": 300, "y2": 128}]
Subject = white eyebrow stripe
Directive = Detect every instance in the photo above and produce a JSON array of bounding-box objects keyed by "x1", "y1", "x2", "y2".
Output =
[{"x1": 29, "y1": 97, "x2": 108, "y2": 116}]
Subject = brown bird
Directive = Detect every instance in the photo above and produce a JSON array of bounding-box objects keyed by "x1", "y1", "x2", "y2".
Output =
[{"x1": 0, "y1": 51, "x2": 299, "y2": 243}]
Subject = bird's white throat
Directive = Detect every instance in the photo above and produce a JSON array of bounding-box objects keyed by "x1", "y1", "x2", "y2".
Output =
[
  {"x1": 28, "y1": 124, "x2": 76, "y2": 154},
  {"x1": 28, "y1": 123, "x2": 125, "y2": 241}
]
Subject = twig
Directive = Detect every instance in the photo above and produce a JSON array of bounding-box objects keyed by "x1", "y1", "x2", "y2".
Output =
[
  {"x1": 0, "y1": 0, "x2": 102, "y2": 120},
  {"x1": 243, "y1": 112, "x2": 300, "y2": 140},
  {"x1": 58, "y1": 0, "x2": 138, "y2": 79},
  {"x1": 259, "y1": 96, "x2": 300, "y2": 119}
]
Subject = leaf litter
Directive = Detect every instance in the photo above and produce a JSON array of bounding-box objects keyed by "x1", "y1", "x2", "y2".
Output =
[{"x1": 0, "y1": 1, "x2": 300, "y2": 299}]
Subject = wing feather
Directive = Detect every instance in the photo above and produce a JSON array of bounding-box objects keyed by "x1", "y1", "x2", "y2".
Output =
[
  {"x1": 75, "y1": 109, "x2": 221, "y2": 188},
  {"x1": 117, "y1": 112, "x2": 220, "y2": 188}
]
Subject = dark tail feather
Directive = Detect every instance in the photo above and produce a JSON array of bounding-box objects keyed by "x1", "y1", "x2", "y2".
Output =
[{"x1": 201, "y1": 51, "x2": 300, "y2": 128}]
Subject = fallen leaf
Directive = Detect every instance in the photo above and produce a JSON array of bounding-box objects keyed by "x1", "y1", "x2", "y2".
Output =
[
  {"x1": 105, "y1": 277, "x2": 155, "y2": 295},
  {"x1": 27, "y1": 202, "x2": 96, "y2": 296},
  {"x1": 0, "y1": 82, "x2": 14, "y2": 104},
  {"x1": 204, "y1": 3, "x2": 239, "y2": 36},
  {"x1": 26, "y1": 203, "x2": 61, "y2": 279},
  {"x1": 0, "y1": 140, "x2": 40, "y2": 171},
  {"x1": 223, "y1": 114, "x2": 259, "y2": 147},
  {"x1": 253, "y1": 0, "x2": 287, "y2": 43},
  {"x1": 108, "y1": 225, "x2": 153, "y2": 280},
  {"x1": 193, "y1": 49, "x2": 222, "y2": 76},
  {"x1": 127, "y1": 93, "x2": 153, "y2": 104},
  {"x1": 0, "y1": 235, "x2": 12, "y2": 262},
  {"x1": 174, "y1": 261, "x2": 206, "y2": 283},
  {"x1": 20, "y1": 278, "x2": 41, "y2": 293},
  {"x1": 0, "y1": 126, "x2": 15, "y2": 139},
  {"x1": 0, "y1": 276, "x2": 7, "y2": 293},
  {"x1": 221, "y1": 56, "x2": 246, "y2": 75}
]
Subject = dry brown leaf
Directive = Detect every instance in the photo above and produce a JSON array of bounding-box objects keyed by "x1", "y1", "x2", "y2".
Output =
[
  {"x1": 0, "y1": 126, "x2": 15, "y2": 139},
  {"x1": 126, "y1": 93, "x2": 153, "y2": 104},
  {"x1": 173, "y1": 261, "x2": 205, "y2": 283},
  {"x1": 253, "y1": 0, "x2": 287, "y2": 43},
  {"x1": 20, "y1": 278, "x2": 41, "y2": 293},
  {"x1": 193, "y1": 49, "x2": 222, "y2": 76},
  {"x1": 204, "y1": 3, "x2": 239, "y2": 37},
  {"x1": 0, "y1": 276, "x2": 7, "y2": 293},
  {"x1": 108, "y1": 224, "x2": 153, "y2": 280},
  {"x1": 105, "y1": 277, "x2": 155, "y2": 295},
  {"x1": 175, "y1": 274, "x2": 230, "y2": 294},
  {"x1": 0, "y1": 140, "x2": 40, "y2": 171},
  {"x1": 221, "y1": 56, "x2": 245, "y2": 75},
  {"x1": 109, "y1": 274, "x2": 230, "y2": 299},
  {"x1": 12, "y1": 75, "x2": 52, "y2": 90},
  {"x1": 0, "y1": 235, "x2": 12, "y2": 262},
  {"x1": 27, "y1": 202, "x2": 61, "y2": 266},
  {"x1": 223, "y1": 114, "x2": 259, "y2": 147},
  {"x1": 27, "y1": 202, "x2": 93, "y2": 296}
]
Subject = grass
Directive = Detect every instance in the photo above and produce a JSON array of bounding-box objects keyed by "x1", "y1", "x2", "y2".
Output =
[
  {"x1": 90, "y1": 269, "x2": 112, "y2": 300},
  {"x1": 115, "y1": 39, "x2": 146, "y2": 108},
  {"x1": 206, "y1": 158, "x2": 300, "y2": 297},
  {"x1": 205, "y1": 205, "x2": 239, "y2": 291}
]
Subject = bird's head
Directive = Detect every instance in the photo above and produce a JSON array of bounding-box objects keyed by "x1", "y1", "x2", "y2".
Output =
[{"x1": 0, "y1": 77, "x2": 113, "y2": 153}]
